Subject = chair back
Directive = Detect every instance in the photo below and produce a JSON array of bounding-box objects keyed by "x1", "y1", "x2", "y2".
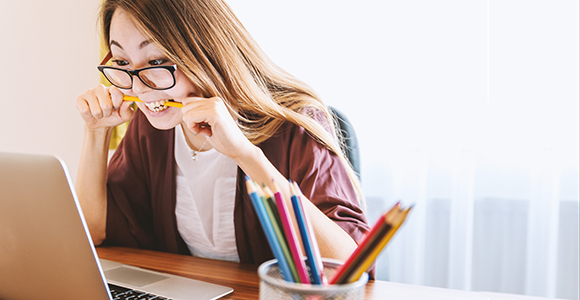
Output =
[{"x1": 328, "y1": 106, "x2": 361, "y2": 179}]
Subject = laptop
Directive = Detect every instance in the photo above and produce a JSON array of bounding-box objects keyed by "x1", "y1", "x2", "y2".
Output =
[{"x1": 0, "y1": 152, "x2": 234, "y2": 300}]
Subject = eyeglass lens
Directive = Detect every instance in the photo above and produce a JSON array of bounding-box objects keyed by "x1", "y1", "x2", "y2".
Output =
[{"x1": 102, "y1": 68, "x2": 174, "y2": 89}]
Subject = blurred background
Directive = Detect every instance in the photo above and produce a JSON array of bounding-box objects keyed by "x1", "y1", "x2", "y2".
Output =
[{"x1": 0, "y1": 1, "x2": 578, "y2": 299}]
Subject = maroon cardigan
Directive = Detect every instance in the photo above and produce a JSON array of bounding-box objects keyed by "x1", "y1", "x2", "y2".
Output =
[{"x1": 104, "y1": 109, "x2": 370, "y2": 266}]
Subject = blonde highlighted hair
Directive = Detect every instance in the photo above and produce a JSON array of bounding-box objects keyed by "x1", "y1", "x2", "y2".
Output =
[{"x1": 100, "y1": 0, "x2": 365, "y2": 208}]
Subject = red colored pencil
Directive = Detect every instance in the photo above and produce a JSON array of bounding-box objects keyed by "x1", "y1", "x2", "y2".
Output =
[{"x1": 328, "y1": 202, "x2": 401, "y2": 284}]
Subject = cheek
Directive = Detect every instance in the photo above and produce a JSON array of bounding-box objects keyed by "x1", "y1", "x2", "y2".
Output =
[{"x1": 172, "y1": 71, "x2": 201, "y2": 97}]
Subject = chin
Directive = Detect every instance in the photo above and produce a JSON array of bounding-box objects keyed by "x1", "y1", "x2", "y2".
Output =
[{"x1": 147, "y1": 121, "x2": 179, "y2": 130}]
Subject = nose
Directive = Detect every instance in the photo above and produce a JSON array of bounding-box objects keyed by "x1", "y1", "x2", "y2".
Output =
[{"x1": 130, "y1": 74, "x2": 150, "y2": 95}]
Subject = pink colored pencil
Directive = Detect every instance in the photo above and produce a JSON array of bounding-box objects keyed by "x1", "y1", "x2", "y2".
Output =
[{"x1": 273, "y1": 190, "x2": 311, "y2": 284}]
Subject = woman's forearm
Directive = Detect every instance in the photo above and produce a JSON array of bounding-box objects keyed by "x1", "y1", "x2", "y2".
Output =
[
  {"x1": 75, "y1": 126, "x2": 113, "y2": 245},
  {"x1": 233, "y1": 145, "x2": 357, "y2": 262}
]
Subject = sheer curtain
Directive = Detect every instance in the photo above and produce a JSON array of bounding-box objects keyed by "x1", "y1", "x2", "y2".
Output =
[
  {"x1": 230, "y1": 1, "x2": 578, "y2": 299},
  {"x1": 366, "y1": 148, "x2": 578, "y2": 299}
]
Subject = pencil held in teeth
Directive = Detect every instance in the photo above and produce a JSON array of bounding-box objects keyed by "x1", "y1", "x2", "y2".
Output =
[
  {"x1": 124, "y1": 95, "x2": 210, "y2": 128},
  {"x1": 122, "y1": 95, "x2": 183, "y2": 108}
]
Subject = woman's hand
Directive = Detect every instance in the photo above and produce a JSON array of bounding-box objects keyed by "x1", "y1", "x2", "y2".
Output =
[
  {"x1": 180, "y1": 95, "x2": 254, "y2": 160},
  {"x1": 76, "y1": 84, "x2": 135, "y2": 131}
]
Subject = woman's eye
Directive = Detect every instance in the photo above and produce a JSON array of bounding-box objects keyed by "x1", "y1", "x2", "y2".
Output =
[
  {"x1": 149, "y1": 59, "x2": 167, "y2": 66},
  {"x1": 112, "y1": 59, "x2": 129, "y2": 66}
]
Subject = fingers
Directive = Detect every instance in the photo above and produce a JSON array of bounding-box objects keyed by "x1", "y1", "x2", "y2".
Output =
[
  {"x1": 75, "y1": 84, "x2": 134, "y2": 129},
  {"x1": 107, "y1": 86, "x2": 134, "y2": 121},
  {"x1": 93, "y1": 86, "x2": 114, "y2": 118},
  {"x1": 188, "y1": 122, "x2": 212, "y2": 137},
  {"x1": 108, "y1": 86, "x2": 125, "y2": 109},
  {"x1": 76, "y1": 93, "x2": 93, "y2": 119},
  {"x1": 118, "y1": 99, "x2": 136, "y2": 122},
  {"x1": 180, "y1": 96, "x2": 216, "y2": 134},
  {"x1": 77, "y1": 88, "x2": 103, "y2": 119}
]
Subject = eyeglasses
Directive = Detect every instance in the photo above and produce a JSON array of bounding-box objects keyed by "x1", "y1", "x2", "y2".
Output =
[{"x1": 97, "y1": 51, "x2": 177, "y2": 90}]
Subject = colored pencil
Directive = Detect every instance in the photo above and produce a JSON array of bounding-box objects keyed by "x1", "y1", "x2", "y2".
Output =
[
  {"x1": 272, "y1": 187, "x2": 311, "y2": 284},
  {"x1": 328, "y1": 202, "x2": 400, "y2": 284},
  {"x1": 345, "y1": 205, "x2": 413, "y2": 283},
  {"x1": 290, "y1": 181, "x2": 324, "y2": 285},
  {"x1": 260, "y1": 186, "x2": 299, "y2": 283},
  {"x1": 123, "y1": 95, "x2": 183, "y2": 108},
  {"x1": 245, "y1": 176, "x2": 293, "y2": 282}
]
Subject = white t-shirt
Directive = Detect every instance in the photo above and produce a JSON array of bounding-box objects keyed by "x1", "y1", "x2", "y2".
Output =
[{"x1": 174, "y1": 125, "x2": 239, "y2": 262}]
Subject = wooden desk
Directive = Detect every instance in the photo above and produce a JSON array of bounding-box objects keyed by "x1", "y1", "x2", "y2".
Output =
[
  {"x1": 97, "y1": 246, "x2": 259, "y2": 299},
  {"x1": 97, "y1": 247, "x2": 558, "y2": 300}
]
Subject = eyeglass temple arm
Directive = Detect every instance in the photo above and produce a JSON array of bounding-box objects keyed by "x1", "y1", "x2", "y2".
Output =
[{"x1": 100, "y1": 51, "x2": 112, "y2": 65}]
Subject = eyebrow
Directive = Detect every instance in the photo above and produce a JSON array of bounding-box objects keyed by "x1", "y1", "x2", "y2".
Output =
[
  {"x1": 109, "y1": 39, "x2": 152, "y2": 50},
  {"x1": 139, "y1": 40, "x2": 151, "y2": 49},
  {"x1": 110, "y1": 40, "x2": 123, "y2": 50}
]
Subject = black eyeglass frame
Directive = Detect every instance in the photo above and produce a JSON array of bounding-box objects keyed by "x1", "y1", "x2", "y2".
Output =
[{"x1": 97, "y1": 64, "x2": 178, "y2": 90}]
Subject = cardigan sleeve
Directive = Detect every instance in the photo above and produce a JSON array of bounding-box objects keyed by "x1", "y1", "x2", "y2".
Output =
[
  {"x1": 285, "y1": 111, "x2": 369, "y2": 244},
  {"x1": 236, "y1": 109, "x2": 371, "y2": 266}
]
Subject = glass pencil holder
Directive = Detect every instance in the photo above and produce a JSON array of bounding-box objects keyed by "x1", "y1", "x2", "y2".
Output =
[{"x1": 258, "y1": 258, "x2": 369, "y2": 300}]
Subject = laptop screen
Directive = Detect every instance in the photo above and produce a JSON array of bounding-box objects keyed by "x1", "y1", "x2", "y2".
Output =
[{"x1": 0, "y1": 152, "x2": 111, "y2": 300}]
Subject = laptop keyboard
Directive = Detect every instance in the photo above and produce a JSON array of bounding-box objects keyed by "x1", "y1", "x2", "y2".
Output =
[{"x1": 108, "y1": 283, "x2": 173, "y2": 300}]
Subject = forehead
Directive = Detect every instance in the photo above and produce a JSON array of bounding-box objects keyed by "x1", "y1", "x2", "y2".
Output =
[{"x1": 109, "y1": 9, "x2": 154, "y2": 53}]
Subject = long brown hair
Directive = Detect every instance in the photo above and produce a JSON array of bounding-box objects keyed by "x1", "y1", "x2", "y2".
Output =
[{"x1": 101, "y1": 0, "x2": 365, "y2": 207}]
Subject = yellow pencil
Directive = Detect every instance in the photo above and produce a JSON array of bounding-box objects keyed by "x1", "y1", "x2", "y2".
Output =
[
  {"x1": 123, "y1": 95, "x2": 183, "y2": 108},
  {"x1": 346, "y1": 206, "x2": 413, "y2": 283}
]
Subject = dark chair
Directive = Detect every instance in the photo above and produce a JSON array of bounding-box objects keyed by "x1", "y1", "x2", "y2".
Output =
[
  {"x1": 328, "y1": 106, "x2": 390, "y2": 281},
  {"x1": 328, "y1": 106, "x2": 361, "y2": 179}
]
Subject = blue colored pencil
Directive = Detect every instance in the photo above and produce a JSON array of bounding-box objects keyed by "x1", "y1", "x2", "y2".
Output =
[
  {"x1": 245, "y1": 176, "x2": 294, "y2": 282},
  {"x1": 289, "y1": 181, "x2": 324, "y2": 285}
]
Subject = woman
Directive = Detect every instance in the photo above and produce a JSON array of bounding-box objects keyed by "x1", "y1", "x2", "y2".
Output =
[{"x1": 76, "y1": 0, "x2": 369, "y2": 265}]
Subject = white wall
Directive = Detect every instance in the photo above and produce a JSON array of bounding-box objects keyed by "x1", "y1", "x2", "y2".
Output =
[{"x1": 0, "y1": 0, "x2": 100, "y2": 179}]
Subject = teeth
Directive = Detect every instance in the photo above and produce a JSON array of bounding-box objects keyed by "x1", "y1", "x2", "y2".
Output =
[{"x1": 144, "y1": 100, "x2": 169, "y2": 112}]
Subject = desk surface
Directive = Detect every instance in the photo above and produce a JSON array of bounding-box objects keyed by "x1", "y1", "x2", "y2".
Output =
[{"x1": 96, "y1": 247, "x2": 558, "y2": 300}]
